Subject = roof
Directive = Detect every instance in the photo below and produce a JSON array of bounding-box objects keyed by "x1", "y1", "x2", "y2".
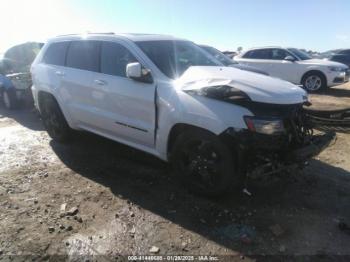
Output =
[
  {"x1": 54, "y1": 32, "x2": 184, "y2": 42},
  {"x1": 245, "y1": 46, "x2": 283, "y2": 51}
]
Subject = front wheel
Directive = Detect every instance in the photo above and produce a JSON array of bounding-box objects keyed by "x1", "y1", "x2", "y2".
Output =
[
  {"x1": 171, "y1": 129, "x2": 239, "y2": 196},
  {"x1": 302, "y1": 72, "x2": 327, "y2": 93}
]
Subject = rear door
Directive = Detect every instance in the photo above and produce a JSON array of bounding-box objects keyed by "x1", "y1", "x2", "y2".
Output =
[
  {"x1": 33, "y1": 41, "x2": 70, "y2": 103},
  {"x1": 237, "y1": 49, "x2": 275, "y2": 74},
  {"x1": 95, "y1": 41, "x2": 156, "y2": 148},
  {"x1": 60, "y1": 40, "x2": 103, "y2": 128}
]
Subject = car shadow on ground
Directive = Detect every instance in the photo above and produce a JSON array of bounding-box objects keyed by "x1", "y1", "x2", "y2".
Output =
[
  {"x1": 50, "y1": 131, "x2": 350, "y2": 259},
  {"x1": 0, "y1": 106, "x2": 43, "y2": 131},
  {"x1": 323, "y1": 87, "x2": 350, "y2": 98}
]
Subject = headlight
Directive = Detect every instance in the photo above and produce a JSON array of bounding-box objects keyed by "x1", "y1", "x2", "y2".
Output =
[
  {"x1": 244, "y1": 116, "x2": 285, "y2": 135},
  {"x1": 328, "y1": 66, "x2": 344, "y2": 72},
  {"x1": 184, "y1": 85, "x2": 251, "y2": 102}
]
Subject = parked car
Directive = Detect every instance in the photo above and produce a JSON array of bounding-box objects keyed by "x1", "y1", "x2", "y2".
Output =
[
  {"x1": 0, "y1": 42, "x2": 43, "y2": 109},
  {"x1": 235, "y1": 47, "x2": 349, "y2": 92},
  {"x1": 328, "y1": 53, "x2": 350, "y2": 68},
  {"x1": 0, "y1": 72, "x2": 32, "y2": 109},
  {"x1": 222, "y1": 51, "x2": 237, "y2": 59},
  {"x1": 337, "y1": 49, "x2": 350, "y2": 55},
  {"x1": 31, "y1": 34, "x2": 334, "y2": 196},
  {"x1": 200, "y1": 45, "x2": 269, "y2": 75},
  {"x1": 0, "y1": 74, "x2": 16, "y2": 109}
]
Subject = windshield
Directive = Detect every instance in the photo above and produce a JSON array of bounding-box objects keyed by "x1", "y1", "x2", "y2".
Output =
[
  {"x1": 136, "y1": 40, "x2": 222, "y2": 79},
  {"x1": 200, "y1": 46, "x2": 237, "y2": 66},
  {"x1": 287, "y1": 48, "x2": 312, "y2": 60}
]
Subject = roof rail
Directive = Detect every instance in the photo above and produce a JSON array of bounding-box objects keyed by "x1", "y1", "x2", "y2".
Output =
[
  {"x1": 56, "y1": 32, "x2": 115, "y2": 37},
  {"x1": 56, "y1": 33, "x2": 79, "y2": 37},
  {"x1": 86, "y1": 32, "x2": 115, "y2": 35}
]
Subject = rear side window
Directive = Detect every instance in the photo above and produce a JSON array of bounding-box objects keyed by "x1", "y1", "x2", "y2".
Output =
[
  {"x1": 243, "y1": 49, "x2": 271, "y2": 59},
  {"x1": 66, "y1": 41, "x2": 100, "y2": 72},
  {"x1": 42, "y1": 42, "x2": 70, "y2": 66},
  {"x1": 100, "y1": 42, "x2": 137, "y2": 77}
]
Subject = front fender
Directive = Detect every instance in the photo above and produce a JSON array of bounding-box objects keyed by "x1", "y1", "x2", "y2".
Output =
[
  {"x1": 155, "y1": 88, "x2": 253, "y2": 160},
  {"x1": 304, "y1": 66, "x2": 328, "y2": 79}
]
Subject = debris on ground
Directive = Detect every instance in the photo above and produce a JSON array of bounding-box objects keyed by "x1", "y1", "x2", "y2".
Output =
[
  {"x1": 149, "y1": 246, "x2": 160, "y2": 253},
  {"x1": 66, "y1": 207, "x2": 79, "y2": 216},
  {"x1": 269, "y1": 224, "x2": 285, "y2": 237},
  {"x1": 242, "y1": 188, "x2": 252, "y2": 196},
  {"x1": 60, "y1": 203, "x2": 67, "y2": 213},
  {"x1": 279, "y1": 245, "x2": 286, "y2": 252}
]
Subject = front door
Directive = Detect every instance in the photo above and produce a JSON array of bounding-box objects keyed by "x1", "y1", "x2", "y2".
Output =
[
  {"x1": 268, "y1": 48, "x2": 300, "y2": 84},
  {"x1": 95, "y1": 41, "x2": 156, "y2": 148}
]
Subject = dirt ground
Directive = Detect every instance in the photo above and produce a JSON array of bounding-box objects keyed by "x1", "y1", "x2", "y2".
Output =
[{"x1": 1, "y1": 83, "x2": 350, "y2": 261}]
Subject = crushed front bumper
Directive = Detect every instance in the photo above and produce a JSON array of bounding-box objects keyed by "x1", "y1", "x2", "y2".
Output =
[{"x1": 222, "y1": 128, "x2": 336, "y2": 174}]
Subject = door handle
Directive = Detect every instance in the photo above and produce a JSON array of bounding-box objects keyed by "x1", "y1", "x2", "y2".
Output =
[
  {"x1": 55, "y1": 71, "x2": 65, "y2": 76},
  {"x1": 94, "y1": 79, "x2": 107, "y2": 86}
]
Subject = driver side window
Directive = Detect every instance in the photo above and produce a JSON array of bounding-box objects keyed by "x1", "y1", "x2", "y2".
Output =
[
  {"x1": 271, "y1": 49, "x2": 292, "y2": 60},
  {"x1": 100, "y1": 42, "x2": 137, "y2": 77}
]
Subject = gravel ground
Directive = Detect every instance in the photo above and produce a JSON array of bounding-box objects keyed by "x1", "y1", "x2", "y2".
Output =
[{"x1": 0, "y1": 83, "x2": 350, "y2": 261}]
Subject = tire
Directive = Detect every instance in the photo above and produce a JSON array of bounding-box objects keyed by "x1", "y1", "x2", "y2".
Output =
[
  {"x1": 302, "y1": 71, "x2": 327, "y2": 93},
  {"x1": 2, "y1": 90, "x2": 18, "y2": 109},
  {"x1": 40, "y1": 95, "x2": 72, "y2": 142},
  {"x1": 171, "y1": 128, "x2": 238, "y2": 196}
]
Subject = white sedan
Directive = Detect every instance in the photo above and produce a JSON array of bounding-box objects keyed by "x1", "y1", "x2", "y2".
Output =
[{"x1": 235, "y1": 47, "x2": 349, "y2": 92}]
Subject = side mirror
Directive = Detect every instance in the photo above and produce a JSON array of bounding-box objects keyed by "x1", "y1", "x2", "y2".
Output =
[
  {"x1": 284, "y1": 56, "x2": 296, "y2": 62},
  {"x1": 126, "y1": 62, "x2": 153, "y2": 84}
]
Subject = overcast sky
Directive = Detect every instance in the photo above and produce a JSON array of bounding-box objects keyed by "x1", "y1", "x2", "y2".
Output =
[{"x1": 1, "y1": 0, "x2": 349, "y2": 53}]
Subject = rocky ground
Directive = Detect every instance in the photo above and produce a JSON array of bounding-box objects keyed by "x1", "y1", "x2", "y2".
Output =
[{"x1": 0, "y1": 84, "x2": 350, "y2": 261}]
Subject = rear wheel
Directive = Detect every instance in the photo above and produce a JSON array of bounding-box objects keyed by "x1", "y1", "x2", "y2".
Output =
[
  {"x1": 40, "y1": 95, "x2": 72, "y2": 142},
  {"x1": 2, "y1": 90, "x2": 18, "y2": 109},
  {"x1": 302, "y1": 72, "x2": 327, "y2": 93},
  {"x1": 171, "y1": 128, "x2": 239, "y2": 196}
]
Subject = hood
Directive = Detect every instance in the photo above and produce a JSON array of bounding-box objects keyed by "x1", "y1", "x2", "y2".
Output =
[
  {"x1": 300, "y1": 59, "x2": 349, "y2": 68},
  {"x1": 176, "y1": 66, "x2": 307, "y2": 105},
  {"x1": 230, "y1": 63, "x2": 269, "y2": 76}
]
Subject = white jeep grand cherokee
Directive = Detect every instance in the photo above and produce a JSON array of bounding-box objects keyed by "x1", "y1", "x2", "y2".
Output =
[
  {"x1": 31, "y1": 34, "x2": 334, "y2": 196},
  {"x1": 235, "y1": 47, "x2": 349, "y2": 92}
]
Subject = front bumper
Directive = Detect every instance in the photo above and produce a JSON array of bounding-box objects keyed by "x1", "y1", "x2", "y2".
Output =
[
  {"x1": 223, "y1": 128, "x2": 336, "y2": 168},
  {"x1": 330, "y1": 69, "x2": 349, "y2": 85}
]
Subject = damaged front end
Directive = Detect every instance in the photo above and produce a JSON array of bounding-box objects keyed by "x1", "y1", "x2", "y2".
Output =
[
  {"x1": 184, "y1": 84, "x2": 336, "y2": 177},
  {"x1": 222, "y1": 101, "x2": 335, "y2": 177}
]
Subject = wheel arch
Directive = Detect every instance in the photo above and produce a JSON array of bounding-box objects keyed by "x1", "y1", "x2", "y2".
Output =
[
  {"x1": 166, "y1": 123, "x2": 239, "y2": 160},
  {"x1": 37, "y1": 90, "x2": 76, "y2": 129},
  {"x1": 167, "y1": 123, "x2": 212, "y2": 157},
  {"x1": 37, "y1": 91, "x2": 56, "y2": 113},
  {"x1": 301, "y1": 70, "x2": 327, "y2": 84}
]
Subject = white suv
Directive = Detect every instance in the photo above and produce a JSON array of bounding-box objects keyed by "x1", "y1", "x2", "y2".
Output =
[
  {"x1": 31, "y1": 34, "x2": 334, "y2": 195},
  {"x1": 235, "y1": 47, "x2": 349, "y2": 92}
]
